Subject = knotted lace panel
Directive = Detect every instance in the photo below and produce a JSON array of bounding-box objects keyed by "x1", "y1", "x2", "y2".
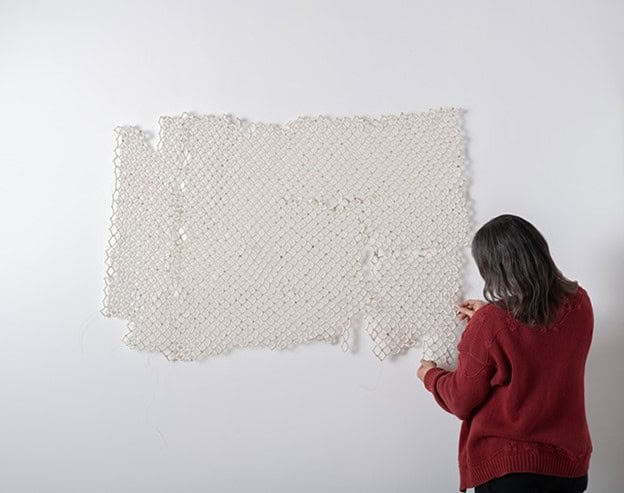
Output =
[{"x1": 101, "y1": 108, "x2": 473, "y2": 366}]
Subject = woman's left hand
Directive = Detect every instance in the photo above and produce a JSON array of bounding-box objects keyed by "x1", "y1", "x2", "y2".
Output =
[{"x1": 417, "y1": 359, "x2": 438, "y2": 381}]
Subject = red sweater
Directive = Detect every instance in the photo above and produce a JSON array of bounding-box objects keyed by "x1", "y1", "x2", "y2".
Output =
[{"x1": 423, "y1": 285, "x2": 593, "y2": 492}]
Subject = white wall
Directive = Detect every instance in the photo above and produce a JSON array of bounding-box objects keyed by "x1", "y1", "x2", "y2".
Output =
[{"x1": 1, "y1": 1, "x2": 622, "y2": 491}]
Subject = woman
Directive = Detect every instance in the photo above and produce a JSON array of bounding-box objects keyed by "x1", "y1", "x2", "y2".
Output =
[{"x1": 417, "y1": 214, "x2": 592, "y2": 493}]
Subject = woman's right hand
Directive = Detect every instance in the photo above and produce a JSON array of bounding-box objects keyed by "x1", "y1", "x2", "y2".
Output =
[{"x1": 457, "y1": 299, "x2": 488, "y2": 321}]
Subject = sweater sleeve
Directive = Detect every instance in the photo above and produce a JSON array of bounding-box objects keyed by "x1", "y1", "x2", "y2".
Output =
[{"x1": 423, "y1": 309, "x2": 497, "y2": 420}]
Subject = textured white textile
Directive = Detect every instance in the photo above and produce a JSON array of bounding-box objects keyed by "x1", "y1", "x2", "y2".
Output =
[{"x1": 101, "y1": 108, "x2": 473, "y2": 365}]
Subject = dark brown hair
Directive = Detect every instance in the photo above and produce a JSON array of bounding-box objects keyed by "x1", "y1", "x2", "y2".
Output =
[{"x1": 471, "y1": 214, "x2": 578, "y2": 327}]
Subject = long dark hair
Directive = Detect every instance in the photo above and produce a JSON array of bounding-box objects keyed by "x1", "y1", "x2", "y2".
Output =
[{"x1": 471, "y1": 214, "x2": 579, "y2": 327}]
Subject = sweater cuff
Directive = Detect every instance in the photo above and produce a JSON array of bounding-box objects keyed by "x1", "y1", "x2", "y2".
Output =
[{"x1": 423, "y1": 367, "x2": 447, "y2": 392}]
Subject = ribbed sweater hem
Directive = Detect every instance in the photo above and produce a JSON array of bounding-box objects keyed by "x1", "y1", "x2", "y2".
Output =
[{"x1": 461, "y1": 451, "x2": 591, "y2": 492}]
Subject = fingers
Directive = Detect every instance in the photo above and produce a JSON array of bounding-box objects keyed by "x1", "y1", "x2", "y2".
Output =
[
  {"x1": 456, "y1": 305, "x2": 474, "y2": 320},
  {"x1": 460, "y1": 299, "x2": 482, "y2": 309},
  {"x1": 457, "y1": 299, "x2": 487, "y2": 320},
  {"x1": 417, "y1": 360, "x2": 438, "y2": 381}
]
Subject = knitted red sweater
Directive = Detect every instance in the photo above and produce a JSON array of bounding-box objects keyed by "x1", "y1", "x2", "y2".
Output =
[{"x1": 423, "y1": 285, "x2": 593, "y2": 492}]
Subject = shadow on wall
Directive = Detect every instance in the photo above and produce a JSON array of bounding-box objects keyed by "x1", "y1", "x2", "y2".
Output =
[{"x1": 585, "y1": 240, "x2": 624, "y2": 492}]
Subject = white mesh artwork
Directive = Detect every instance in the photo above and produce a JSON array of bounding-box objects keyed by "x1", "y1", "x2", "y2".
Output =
[{"x1": 101, "y1": 107, "x2": 473, "y2": 366}]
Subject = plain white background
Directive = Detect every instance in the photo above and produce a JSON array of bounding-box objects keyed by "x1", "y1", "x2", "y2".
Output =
[{"x1": 1, "y1": 1, "x2": 622, "y2": 492}]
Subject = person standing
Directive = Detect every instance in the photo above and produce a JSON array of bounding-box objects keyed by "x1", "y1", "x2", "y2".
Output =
[{"x1": 417, "y1": 214, "x2": 592, "y2": 493}]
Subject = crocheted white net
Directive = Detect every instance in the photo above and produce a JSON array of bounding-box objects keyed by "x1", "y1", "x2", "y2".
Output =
[{"x1": 101, "y1": 107, "x2": 473, "y2": 365}]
